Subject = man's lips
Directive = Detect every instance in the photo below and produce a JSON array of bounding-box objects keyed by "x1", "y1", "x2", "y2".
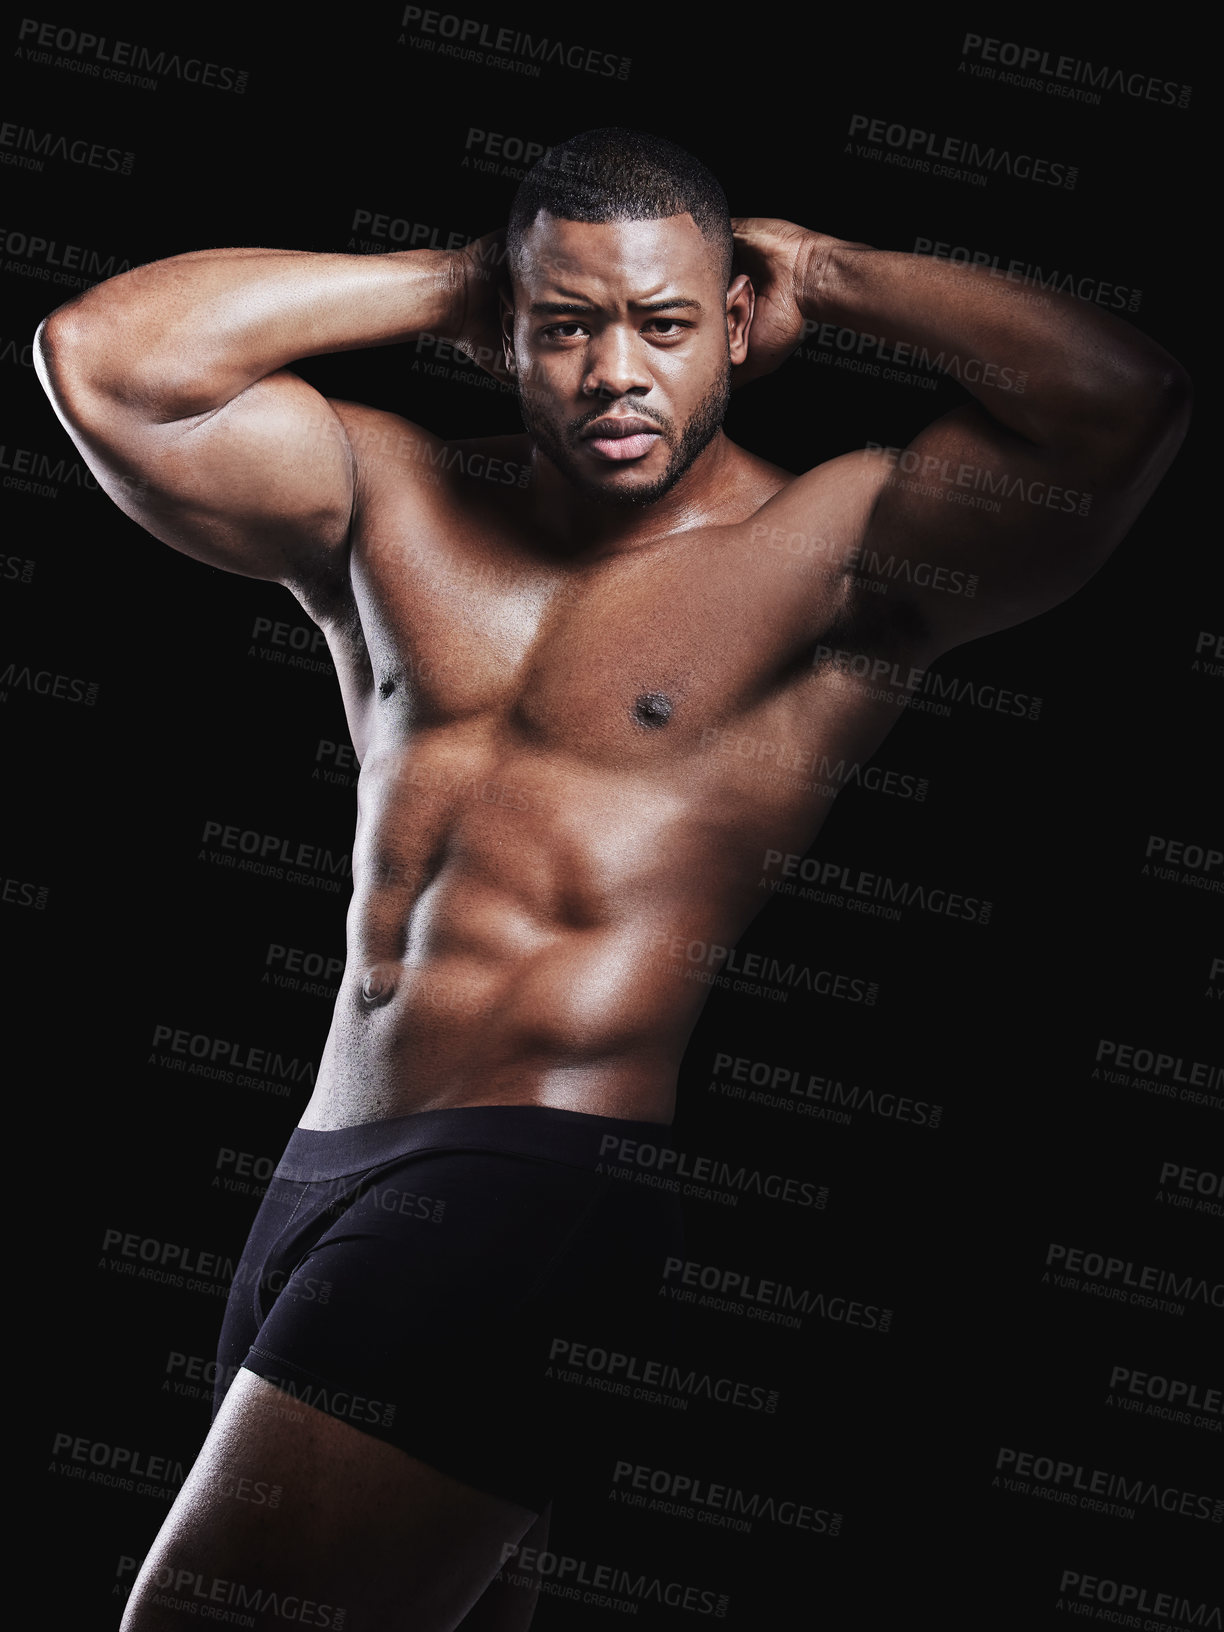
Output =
[
  {"x1": 580, "y1": 417, "x2": 663, "y2": 463},
  {"x1": 586, "y1": 433, "x2": 660, "y2": 461}
]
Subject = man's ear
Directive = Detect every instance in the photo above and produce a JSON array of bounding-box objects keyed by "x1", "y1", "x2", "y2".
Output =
[
  {"x1": 500, "y1": 289, "x2": 516, "y2": 374},
  {"x1": 726, "y1": 273, "x2": 754, "y2": 368}
]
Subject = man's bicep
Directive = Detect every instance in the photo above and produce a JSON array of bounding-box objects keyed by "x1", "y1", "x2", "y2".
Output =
[
  {"x1": 857, "y1": 402, "x2": 1151, "y2": 655},
  {"x1": 79, "y1": 371, "x2": 356, "y2": 588}
]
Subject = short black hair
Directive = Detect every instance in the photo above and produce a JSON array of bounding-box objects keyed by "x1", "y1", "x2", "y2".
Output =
[{"x1": 506, "y1": 128, "x2": 733, "y2": 286}]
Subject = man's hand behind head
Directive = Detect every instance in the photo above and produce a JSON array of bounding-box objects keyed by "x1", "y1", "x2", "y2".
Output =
[
  {"x1": 730, "y1": 219, "x2": 871, "y2": 389},
  {"x1": 448, "y1": 230, "x2": 513, "y2": 381},
  {"x1": 729, "y1": 217, "x2": 820, "y2": 388}
]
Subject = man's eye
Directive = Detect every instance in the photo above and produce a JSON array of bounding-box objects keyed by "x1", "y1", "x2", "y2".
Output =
[
  {"x1": 544, "y1": 323, "x2": 586, "y2": 339},
  {"x1": 645, "y1": 319, "x2": 687, "y2": 336}
]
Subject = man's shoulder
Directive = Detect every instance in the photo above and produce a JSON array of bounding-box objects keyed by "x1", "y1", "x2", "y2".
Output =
[
  {"x1": 326, "y1": 397, "x2": 442, "y2": 465},
  {"x1": 327, "y1": 400, "x2": 531, "y2": 498},
  {"x1": 731, "y1": 439, "x2": 892, "y2": 534}
]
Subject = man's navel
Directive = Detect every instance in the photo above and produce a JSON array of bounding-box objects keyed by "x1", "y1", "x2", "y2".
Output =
[{"x1": 359, "y1": 963, "x2": 399, "y2": 1008}]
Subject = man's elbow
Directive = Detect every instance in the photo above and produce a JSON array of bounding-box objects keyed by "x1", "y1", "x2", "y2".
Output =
[
  {"x1": 1075, "y1": 358, "x2": 1192, "y2": 491},
  {"x1": 1153, "y1": 357, "x2": 1193, "y2": 440},
  {"x1": 34, "y1": 307, "x2": 67, "y2": 391},
  {"x1": 34, "y1": 303, "x2": 102, "y2": 423},
  {"x1": 1120, "y1": 358, "x2": 1191, "y2": 485},
  {"x1": 1131, "y1": 354, "x2": 1193, "y2": 438},
  {"x1": 36, "y1": 300, "x2": 169, "y2": 430}
]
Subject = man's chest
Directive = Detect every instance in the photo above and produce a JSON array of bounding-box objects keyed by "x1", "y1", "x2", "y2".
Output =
[{"x1": 343, "y1": 516, "x2": 856, "y2": 761}]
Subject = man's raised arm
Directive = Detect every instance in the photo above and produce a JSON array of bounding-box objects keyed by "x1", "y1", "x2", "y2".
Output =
[
  {"x1": 33, "y1": 240, "x2": 503, "y2": 601},
  {"x1": 737, "y1": 219, "x2": 1191, "y2": 657}
]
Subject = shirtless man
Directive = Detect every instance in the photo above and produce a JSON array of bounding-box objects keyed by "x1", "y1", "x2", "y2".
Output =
[{"x1": 37, "y1": 128, "x2": 1189, "y2": 1630}]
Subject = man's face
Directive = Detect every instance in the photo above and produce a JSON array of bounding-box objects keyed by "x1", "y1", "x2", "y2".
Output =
[{"x1": 506, "y1": 212, "x2": 748, "y2": 507}]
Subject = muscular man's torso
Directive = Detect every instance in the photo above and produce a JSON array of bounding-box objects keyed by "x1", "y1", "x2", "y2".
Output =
[{"x1": 297, "y1": 408, "x2": 914, "y2": 1129}]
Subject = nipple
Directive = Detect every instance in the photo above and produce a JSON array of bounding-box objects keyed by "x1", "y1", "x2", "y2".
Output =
[
  {"x1": 359, "y1": 964, "x2": 398, "y2": 1008},
  {"x1": 633, "y1": 692, "x2": 674, "y2": 729}
]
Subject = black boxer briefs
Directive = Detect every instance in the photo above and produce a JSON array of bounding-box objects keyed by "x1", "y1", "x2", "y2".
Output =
[{"x1": 214, "y1": 1104, "x2": 686, "y2": 1511}]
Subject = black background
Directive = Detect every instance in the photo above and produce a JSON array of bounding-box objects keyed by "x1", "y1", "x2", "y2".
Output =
[{"x1": 8, "y1": 5, "x2": 1217, "y2": 1628}]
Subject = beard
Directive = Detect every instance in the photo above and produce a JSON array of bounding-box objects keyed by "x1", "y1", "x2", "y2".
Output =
[{"x1": 516, "y1": 359, "x2": 732, "y2": 508}]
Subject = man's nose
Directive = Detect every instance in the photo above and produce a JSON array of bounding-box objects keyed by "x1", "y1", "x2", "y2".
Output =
[{"x1": 581, "y1": 328, "x2": 652, "y2": 397}]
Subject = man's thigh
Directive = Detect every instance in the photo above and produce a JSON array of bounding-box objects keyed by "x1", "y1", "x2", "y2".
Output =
[{"x1": 120, "y1": 1371, "x2": 541, "y2": 1632}]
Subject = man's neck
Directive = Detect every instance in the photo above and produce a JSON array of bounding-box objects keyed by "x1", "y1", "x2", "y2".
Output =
[{"x1": 525, "y1": 431, "x2": 757, "y2": 560}]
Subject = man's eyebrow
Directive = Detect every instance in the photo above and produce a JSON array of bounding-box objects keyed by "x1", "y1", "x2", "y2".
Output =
[
  {"x1": 632, "y1": 297, "x2": 703, "y2": 313},
  {"x1": 530, "y1": 300, "x2": 598, "y2": 316},
  {"x1": 528, "y1": 296, "x2": 704, "y2": 317}
]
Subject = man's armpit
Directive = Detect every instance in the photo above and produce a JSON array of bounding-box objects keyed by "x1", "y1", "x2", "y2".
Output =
[{"x1": 813, "y1": 570, "x2": 932, "y2": 679}]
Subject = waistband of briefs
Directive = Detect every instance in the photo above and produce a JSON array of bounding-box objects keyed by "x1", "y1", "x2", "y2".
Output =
[{"x1": 274, "y1": 1103, "x2": 677, "y2": 1182}]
